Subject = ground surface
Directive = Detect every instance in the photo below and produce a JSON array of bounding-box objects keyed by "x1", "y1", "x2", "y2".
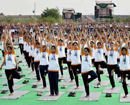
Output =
[{"x1": 0, "y1": 45, "x2": 130, "y2": 105}]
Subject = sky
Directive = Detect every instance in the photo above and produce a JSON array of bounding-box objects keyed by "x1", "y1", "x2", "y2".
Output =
[{"x1": 0, "y1": 0, "x2": 130, "y2": 15}]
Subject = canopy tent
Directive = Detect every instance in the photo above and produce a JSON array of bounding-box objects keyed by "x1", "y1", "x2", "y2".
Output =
[
  {"x1": 62, "y1": 8, "x2": 75, "y2": 13},
  {"x1": 96, "y1": 3, "x2": 116, "y2": 8}
]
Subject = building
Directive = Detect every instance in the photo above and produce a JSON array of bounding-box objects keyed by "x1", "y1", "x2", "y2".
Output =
[{"x1": 0, "y1": 13, "x2": 40, "y2": 19}]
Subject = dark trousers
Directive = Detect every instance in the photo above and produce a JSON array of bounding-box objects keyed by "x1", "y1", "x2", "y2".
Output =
[
  {"x1": 34, "y1": 62, "x2": 40, "y2": 81},
  {"x1": 39, "y1": 65, "x2": 48, "y2": 87},
  {"x1": 71, "y1": 64, "x2": 81, "y2": 87},
  {"x1": 48, "y1": 71, "x2": 59, "y2": 95},
  {"x1": 5, "y1": 69, "x2": 21, "y2": 93},
  {"x1": 58, "y1": 57, "x2": 66, "y2": 75},
  {"x1": 23, "y1": 51, "x2": 26, "y2": 59},
  {"x1": 27, "y1": 56, "x2": 31, "y2": 68},
  {"x1": 107, "y1": 65, "x2": 120, "y2": 88},
  {"x1": 31, "y1": 57, "x2": 34, "y2": 71},
  {"x1": 82, "y1": 70, "x2": 97, "y2": 96},
  {"x1": 19, "y1": 44, "x2": 23, "y2": 54},
  {"x1": 105, "y1": 56, "x2": 107, "y2": 62},
  {"x1": 25, "y1": 52, "x2": 30, "y2": 68},
  {"x1": 2, "y1": 50, "x2": 4, "y2": 57},
  {"x1": 94, "y1": 61, "x2": 107, "y2": 82},
  {"x1": 92, "y1": 59, "x2": 95, "y2": 65},
  {"x1": 67, "y1": 62, "x2": 74, "y2": 80},
  {"x1": 121, "y1": 71, "x2": 130, "y2": 95}
]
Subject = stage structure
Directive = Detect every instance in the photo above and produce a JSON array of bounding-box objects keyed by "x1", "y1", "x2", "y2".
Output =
[
  {"x1": 62, "y1": 8, "x2": 82, "y2": 22},
  {"x1": 95, "y1": 1, "x2": 116, "y2": 19}
]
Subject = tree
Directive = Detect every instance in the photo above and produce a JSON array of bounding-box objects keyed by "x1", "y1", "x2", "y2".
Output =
[
  {"x1": 37, "y1": 17, "x2": 56, "y2": 24},
  {"x1": 41, "y1": 7, "x2": 61, "y2": 21}
]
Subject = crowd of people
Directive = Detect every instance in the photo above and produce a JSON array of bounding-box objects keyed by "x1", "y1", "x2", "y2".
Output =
[{"x1": 0, "y1": 22, "x2": 130, "y2": 98}]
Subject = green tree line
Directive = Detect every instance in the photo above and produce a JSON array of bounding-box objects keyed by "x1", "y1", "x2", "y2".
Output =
[{"x1": 0, "y1": 7, "x2": 63, "y2": 24}]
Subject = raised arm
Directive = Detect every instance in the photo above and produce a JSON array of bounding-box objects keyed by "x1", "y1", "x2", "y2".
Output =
[{"x1": 86, "y1": 38, "x2": 92, "y2": 55}]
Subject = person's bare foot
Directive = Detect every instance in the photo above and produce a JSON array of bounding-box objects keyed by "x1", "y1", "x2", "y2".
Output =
[
  {"x1": 43, "y1": 87, "x2": 46, "y2": 89},
  {"x1": 70, "y1": 80, "x2": 73, "y2": 82},
  {"x1": 31, "y1": 71, "x2": 34, "y2": 73},
  {"x1": 49, "y1": 94, "x2": 54, "y2": 96},
  {"x1": 61, "y1": 75, "x2": 63, "y2": 78},
  {"x1": 123, "y1": 95, "x2": 128, "y2": 98},
  {"x1": 9, "y1": 93, "x2": 13, "y2": 96},
  {"x1": 38, "y1": 80, "x2": 41, "y2": 82},
  {"x1": 75, "y1": 87, "x2": 79, "y2": 89},
  {"x1": 85, "y1": 95, "x2": 89, "y2": 98},
  {"x1": 111, "y1": 87, "x2": 115, "y2": 90}
]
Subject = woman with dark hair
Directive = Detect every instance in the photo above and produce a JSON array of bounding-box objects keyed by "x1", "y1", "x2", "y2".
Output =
[
  {"x1": 71, "y1": 35, "x2": 81, "y2": 89},
  {"x1": 81, "y1": 38, "x2": 97, "y2": 98},
  {"x1": 48, "y1": 36, "x2": 59, "y2": 96},
  {"x1": 119, "y1": 37, "x2": 130, "y2": 98},
  {"x1": 18, "y1": 29, "x2": 24, "y2": 55},
  {"x1": 106, "y1": 38, "x2": 120, "y2": 89},
  {"x1": 34, "y1": 39, "x2": 41, "y2": 82},
  {"x1": 57, "y1": 38, "x2": 66, "y2": 78},
  {"x1": 1, "y1": 33, "x2": 5, "y2": 57},
  {"x1": 39, "y1": 37, "x2": 49, "y2": 88},
  {"x1": 0, "y1": 38, "x2": 21, "y2": 96},
  {"x1": 94, "y1": 33, "x2": 107, "y2": 88},
  {"x1": 66, "y1": 36, "x2": 74, "y2": 82}
]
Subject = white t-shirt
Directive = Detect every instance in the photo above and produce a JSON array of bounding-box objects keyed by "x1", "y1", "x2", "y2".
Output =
[
  {"x1": 29, "y1": 45, "x2": 34, "y2": 57},
  {"x1": 94, "y1": 46, "x2": 104, "y2": 62},
  {"x1": 34, "y1": 48, "x2": 40, "y2": 62},
  {"x1": 106, "y1": 47, "x2": 118, "y2": 65},
  {"x1": 120, "y1": 53, "x2": 130, "y2": 71},
  {"x1": 19, "y1": 37, "x2": 23, "y2": 44},
  {"x1": 57, "y1": 44, "x2": 66, "y2": 58},
  {"x1": 5, "y1": 52, "x2": 16, "y2": 70},
  {"x1": 71, "y1": 46, "x2": 81, "y2": 65},
  {"x1": 64, "y1": 39, "x2": 68, "y2": 48},
  {"x1": 67, "y1": 48, "x2": 71, "y2": 62},
  {"x1": 48, "y1": 52, "x2": 59, "y2": 72},
  {"x1": 39, "y1": 51, "x2": 49, "y2": 65},
  {"x1": 81, "y1": 53, "x2": 93, "y2": 74},
  {"x1": 91, "y1": 47, "x2": 95, "y2": 59}
]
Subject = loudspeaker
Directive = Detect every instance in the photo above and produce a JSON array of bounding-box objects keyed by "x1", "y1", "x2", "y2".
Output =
[
  {"x1": 109, "y1": 9, "x2": 112, "y2": 17},
  {"x1": 106, "y1": 93, "x2": 112, "y2": 97},
  {"x1": 94, "y1": 6, "x2": 97, "y2": 18},
  {"x1": 95, "y1": 9, "x2": 99, "y2": 18},
  {"x1": 95, "y1": 6, "x2": 97, "y2": 11}
]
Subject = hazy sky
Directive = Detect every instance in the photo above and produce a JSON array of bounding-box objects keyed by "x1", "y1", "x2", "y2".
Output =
[{"x1": 0, "y1": 0, "x2": 130, "y2": 15}]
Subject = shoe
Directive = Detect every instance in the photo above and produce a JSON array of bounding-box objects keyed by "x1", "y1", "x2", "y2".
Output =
[
  {"x1": 106, "y1": 93, "x2": 112, "y2": 97},
  {"x1": 119, "y1": 79, "x2": 123, "y2": 83},
  {"x1": 63, "y1": 67, "x2": 68, "y2": 70},
  {"x1": 97, "y1": 83, "x2": 101, "y2": 88},
  {"x1": 22, "y1": 80, "x2": 29, "y2": 84},
  {"x1": 37, "y1": 92, "x2": 43, "y2": 96},
  {"x1": 61, "y1": 85, "x2": 66, "y2": 89},
  {"x1": 58, "y1": 79, "x2": 61, "y2": 82},
  {"x1": 0, "y1": 74, "x2": 2, "y2": 77},
  {"x1": 20, "y1": 74, "x2": 25, "y2": 77},
  {"x1": 68, "y1": 92, "x2": 76, "y2": 97},
  {"x1": 100, "y1": 70, "x2": 104, "y2": 74},
  {"x1": 1, "y1": 90, "x2": 8, "y2": 94},
  {"x1": 19, "y1": 61, "x2": 22, "y2": 63},
  {"x1": 3, "y1": 83, "x2": 8, "y2": 86},
  {"x1": 32, "y1": 85, "x2": 37, "y2": 88}
]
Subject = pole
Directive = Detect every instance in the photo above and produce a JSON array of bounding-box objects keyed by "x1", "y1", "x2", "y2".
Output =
[
  {"x1": 34, "y1": 2, "x2": 36, "y2": 27},
  {"x1": 34, "y1": 2, "x2": 36, "y2": 16}
]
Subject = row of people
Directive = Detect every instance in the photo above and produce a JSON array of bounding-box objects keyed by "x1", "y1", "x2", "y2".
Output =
[{"x1": 0, "y1": 26, "x2": 130, "y2": 98}]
